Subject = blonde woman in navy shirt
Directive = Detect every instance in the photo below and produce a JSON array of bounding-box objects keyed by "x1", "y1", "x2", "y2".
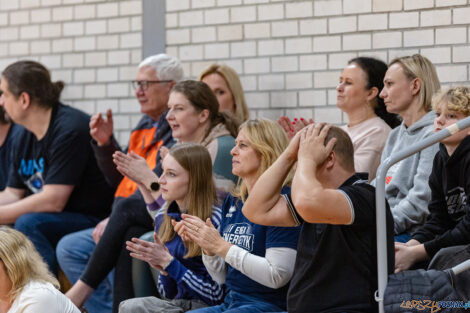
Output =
[{"x1": 175, "y1": 119, "x2": 301, "y2": 313}]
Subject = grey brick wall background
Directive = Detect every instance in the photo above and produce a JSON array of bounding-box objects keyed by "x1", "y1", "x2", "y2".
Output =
[{"x1": 1, "y1": 0, "x2": 470, "y2": 145}]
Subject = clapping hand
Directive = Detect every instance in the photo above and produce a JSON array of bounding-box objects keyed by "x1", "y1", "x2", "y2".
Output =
[
  {"x1": 113, "y1": 151, "x2": 155, "y2": 187},
  {"x1": 90, "y1": 109, "x2": 114, "y2": 146},
  {"x1": 126, "y1": 232, "x2": 172, "y2": 275}
]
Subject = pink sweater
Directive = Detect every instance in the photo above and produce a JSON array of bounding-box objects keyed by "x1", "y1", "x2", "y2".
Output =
[{"x1": 342, "y1": 116, "x2": 391, "y2": 181}]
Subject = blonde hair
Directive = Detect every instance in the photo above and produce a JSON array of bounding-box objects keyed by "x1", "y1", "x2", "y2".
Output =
[
  {"x1": 389, "y1": 54, "x2": 441, "y2": 112},
  {"x1": 0, "y1": 226, "x2": 59, "y2": 300},
  {"x1": 232, "y1": 118, "x2": 292, "y2": 202},
  {"x1": 158, "y1": 143, "x2": 216, "y2": 258},
  {"x1": 199, "y1": 64, "x2": 250, "y2": 123},
  {"x1": 432, "y1": 86, "x2": 470, "y2": 116}
]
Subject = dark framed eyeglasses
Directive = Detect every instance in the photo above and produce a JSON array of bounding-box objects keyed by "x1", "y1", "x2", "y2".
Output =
[{"x1": 131, "y1": 80, "x2": 173, "y2": 91}]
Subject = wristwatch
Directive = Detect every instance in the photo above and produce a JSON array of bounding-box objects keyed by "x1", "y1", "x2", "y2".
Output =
[{"x1": 150, "y1": 181, "x2": 160, "y2": 191}]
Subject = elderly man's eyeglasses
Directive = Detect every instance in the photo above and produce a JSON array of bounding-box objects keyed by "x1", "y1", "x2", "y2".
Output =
[{"x1": 131, "y1": 80, "x2": 173, "y2": 91}]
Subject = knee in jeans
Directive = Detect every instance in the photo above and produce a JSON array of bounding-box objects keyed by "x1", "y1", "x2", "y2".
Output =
[
  {"x1": 56, "y1": 233, "x2": 75, "y2": 260},
  {"x1": 14, "y1": 213, "x2": 40, "y2": 233}
]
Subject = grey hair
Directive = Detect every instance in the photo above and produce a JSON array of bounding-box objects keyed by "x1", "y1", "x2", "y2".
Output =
[{"x1": 138, "y1": 54, "x2": 184, "y2": 82}]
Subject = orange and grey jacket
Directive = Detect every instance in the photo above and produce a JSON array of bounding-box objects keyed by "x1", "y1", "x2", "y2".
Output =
[{"x1": 91, "y1": 111, "x2": 175, "y2": 199}]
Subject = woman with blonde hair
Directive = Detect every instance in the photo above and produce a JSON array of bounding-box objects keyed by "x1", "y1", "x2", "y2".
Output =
[
  {"x1": 0, "y1": 226, "x2": 80, "y2": 313},
  {"x1": 64, "y1": 80, "x2": 238, "y2": 312},
  {"x1": 118, "y1": 143, "x2": 224, "y2": 313},
  {"x1": 199, "y1": 64, "x2": 249, "y2": 123},
  {"x1": 376, "y1": 54, "x2": 441, "y2": 241},
  {"x1": 174, "y1": 119, "x2": 301, "y2": 313}
]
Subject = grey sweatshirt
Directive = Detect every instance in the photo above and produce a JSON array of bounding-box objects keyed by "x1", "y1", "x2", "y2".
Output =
[{"x1": 373, "y1": 111, "x2": 439, "y2": 234}]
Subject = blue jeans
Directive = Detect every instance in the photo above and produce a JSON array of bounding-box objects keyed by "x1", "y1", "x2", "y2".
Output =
[
  {"x1": 57, "y1": 228, "x2": 114, "y2": 313},
  {"x1": 394, "y1": 232, "x2": 411, "y2": 243},
  {"x1": 14, "y1": 211, "x2": 100, "y2": 275},
  {"x1": 188, "y1": 290, "x2": 284, "y2": 313}
]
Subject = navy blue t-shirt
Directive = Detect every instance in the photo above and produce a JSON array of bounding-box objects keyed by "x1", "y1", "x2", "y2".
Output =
[
  {"x1": 0, "y1": 123, "x2": 22, "y2": 191},
  {"x1": 221, "y1": 188, "x2": 301, "y2": 310},
  {"x1": 8, "y1": 103, "x2": 114, "y2": 218}
]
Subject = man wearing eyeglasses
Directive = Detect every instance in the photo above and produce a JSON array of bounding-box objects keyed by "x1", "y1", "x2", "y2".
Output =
[{"x1": 56, "y1": 54, "x2": 183, "y2": 313}]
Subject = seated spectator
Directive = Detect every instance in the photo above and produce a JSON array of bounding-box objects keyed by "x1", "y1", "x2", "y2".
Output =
[
  {"x1": 242, "y1": 124, "x2": 395, "y2": 313},
  {"x1": 395, "y1": 86, "x2": 470, "y2": 272},
  {"x1": 0, "y1": 226, "x2": 80, "y2": 313},
  {"x1": 338, "y1": 57, "x2": 401, "y2": 180},
  {"x1": 199, "y1": 64, "x2": 249, "y2": 123},
  {"x1": 375, "y1": 54, "x2": 441, "y2": 242},
  {"x1": 57, "y1": 53, "x2": 182, "y2": 313},
  {"x1": 175, "y1": 119, "x2": 301, "y2": 313},
  {"x1": 0, "y1": 60, "x2": 114, "y2": 275},
  {"x1": 118, "y1": 143, "x2": 224, "y2": 312},
  {"x1": 0, "y1": 106, "x2": 21, "y2": 191},
  {"x1": 64, "y1": 80, "x2": 238, "y2": 312},
  {"x1": 278, "y1": 57, "x2": 400, "y2": 181}
]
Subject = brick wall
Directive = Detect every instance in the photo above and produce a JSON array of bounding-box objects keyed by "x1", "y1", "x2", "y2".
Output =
[
  {"x1": 166, "y1": 0, "x2": 470, "y2": 123},
  {"x1": 1, "y1": 0, "x2": 470, "y2": 144},
  {"x1": 0, "y1": 0, "x2": 142, "y2": 144}
]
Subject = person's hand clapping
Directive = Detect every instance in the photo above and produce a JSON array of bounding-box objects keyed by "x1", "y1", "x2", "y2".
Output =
[
  {"x1": 179, "y1": 214, "x2": 231, "y2": 257},
  {"x1": 277, "y1": 116, "x2": 314, "y2": 140},
  {"x1": 113, "y1": 151, "x2": 155, "y2": 187},
  {"x1": 126, "y1": 232, "x2": 172, "y2": 275},
  {"x1": 90, "y1": 109, "x2": 114, "y2": 146}
]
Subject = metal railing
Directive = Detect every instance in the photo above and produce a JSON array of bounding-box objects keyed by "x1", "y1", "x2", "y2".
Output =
[{"x1": 374, "y1": 116, "x2": 470, "y2": 313}]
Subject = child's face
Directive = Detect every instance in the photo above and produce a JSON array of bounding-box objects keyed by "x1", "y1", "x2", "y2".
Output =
[{"x1": 434, "y1": 101, "x2": 469, "y2": 151}]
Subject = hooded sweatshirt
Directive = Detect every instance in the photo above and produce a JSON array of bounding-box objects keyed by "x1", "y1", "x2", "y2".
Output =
[
  {"x1": 412, "y1": 135, "x2": 470, "y2": 257},
  {"x1": 374, "y1": 111, "x2": 439, "y2": 234}
]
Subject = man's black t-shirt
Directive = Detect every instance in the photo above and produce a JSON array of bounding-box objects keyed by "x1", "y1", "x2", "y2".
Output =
[
  {"x1": 286, "y1": 173, "x2": 395, "y2": 313},
  {"x1": 0, "y1": 123, "x2": 22, "y2": 190},
  {"x1": 8, "y1": 103, "x2": 114, "y2": 218}
]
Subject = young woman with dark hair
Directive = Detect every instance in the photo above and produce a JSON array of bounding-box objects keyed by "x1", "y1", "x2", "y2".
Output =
[
  {"x1": 0, "y1": 60, "x2": 114, "y2": 275},
  {"x1": 0, "y1": 105, "x2": 21, "y2": 191}
]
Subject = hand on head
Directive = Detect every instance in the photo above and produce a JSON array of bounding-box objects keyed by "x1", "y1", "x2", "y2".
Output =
[
  {"x1": 90, "y1": 109, "x2": 113, "y2": 146},
  {"x1": 298, "y1": 123, "x2": 336, "y2": 166}
]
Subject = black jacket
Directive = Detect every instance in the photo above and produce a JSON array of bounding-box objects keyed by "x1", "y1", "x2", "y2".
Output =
[{"x1": 412, "y1": 135, "x2": 470, "y2": 257}]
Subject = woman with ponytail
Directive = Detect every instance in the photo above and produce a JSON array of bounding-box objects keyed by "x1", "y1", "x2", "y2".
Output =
[
  {"x1": 0, "y1": 60, "x2": 114, "y2": 275},
  {"x1": 336, "y1": 57, "x2": 401, "y2": 180}
]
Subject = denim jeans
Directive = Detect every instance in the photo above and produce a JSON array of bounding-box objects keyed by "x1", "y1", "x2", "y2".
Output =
[
  {"x1": 188, "y1": 290, "x2": 285, "y2": 313},
  {"x1": 394, "y1": 232, "x2": 411, "y2": 243},
  {"x1": 57, "y1": 228, "x2": 114, "y2": 313},
  {"x1": 14, "y1": 211, "x2": 101, "y2": 275}
]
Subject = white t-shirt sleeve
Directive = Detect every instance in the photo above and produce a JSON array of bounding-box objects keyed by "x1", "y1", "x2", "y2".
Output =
[
  {"x1": 8, "y1": 282, "x2": 80, "y2": 313},
  {"x1": 202, "y1": 252, "x2": 227, "y2": 284},
  {"x1": 224, "y1": 245, "x2": 297, "y2": 289}
]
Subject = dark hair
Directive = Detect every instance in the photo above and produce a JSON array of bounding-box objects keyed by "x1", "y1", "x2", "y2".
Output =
[
  {"x1": 0, "y1": 105, "x2": 10, "y2": 124},
  {"x1": 171, "y1": 80, "x2": 239, "y2": 139},
  {"x1": 348, "y1": 57, "x2": 401, "y2": 129},
  {"x1": 2, "y1": 60, "x2": 64, "y2": 109}
]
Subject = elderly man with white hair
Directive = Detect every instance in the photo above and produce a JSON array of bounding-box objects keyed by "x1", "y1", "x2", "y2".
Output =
[{"x1": 56, "y1": 54, "x2": 184, "y2": 313}]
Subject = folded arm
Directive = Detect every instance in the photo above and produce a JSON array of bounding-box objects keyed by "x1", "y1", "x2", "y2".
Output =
[{"x1": 0, "y1": 185, "x2": 73, "y2": 224}]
